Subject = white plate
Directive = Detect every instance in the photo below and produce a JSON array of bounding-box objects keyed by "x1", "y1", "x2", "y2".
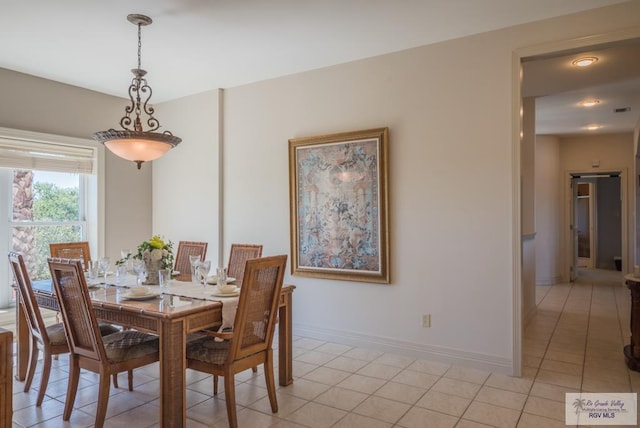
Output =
[
  {"x1": 211, "y1": 289, "x2": 240, "y2": 297},
  {"x1": 206, "y1": 276, "x2": 236, "y2": 285},
  {"x1": 121, "y1": 291, "x2": 159, "y2": 301}
]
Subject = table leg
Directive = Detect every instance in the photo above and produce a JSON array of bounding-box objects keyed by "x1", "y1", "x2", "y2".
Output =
[
  {"x1": 14, "y1": 295, "x2": 29, "y2": 381},
  {"x1": 158, "y1": 318, "x2": 186, "y2": 427},
  {"x1": 278, "y1": 290, "x2": 293, "y2": 386}
]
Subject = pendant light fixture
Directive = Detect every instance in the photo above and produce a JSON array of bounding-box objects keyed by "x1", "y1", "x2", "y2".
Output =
[{"x1": 93, "y1": 14, "x2": 181, "y2": 169}]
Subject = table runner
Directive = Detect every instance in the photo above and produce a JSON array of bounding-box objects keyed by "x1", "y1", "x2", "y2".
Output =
[{"x1": 93, "y1": 274, "x2": 239, "y2": 329}]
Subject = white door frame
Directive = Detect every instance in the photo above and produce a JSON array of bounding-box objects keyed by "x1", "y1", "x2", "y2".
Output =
[{"x1": 512, "y1": 26, "x2": 640, "y2": 378}]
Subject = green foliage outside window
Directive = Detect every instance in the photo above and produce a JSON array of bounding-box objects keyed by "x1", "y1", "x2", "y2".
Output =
[
  {"x1": 12, "y1": 174, "x2": 82, "y2": 280},
  {"x1": 33, "y1": 182, "x2": 79, "y2": 222},
  {"x1": 32, "y1": 182, "x2": 81, "y2": 279}
]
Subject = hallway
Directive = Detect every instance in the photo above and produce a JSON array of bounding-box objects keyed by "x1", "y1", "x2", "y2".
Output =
[{"x1": 523, "y1": 268, "x2": 639, "y2": 422}]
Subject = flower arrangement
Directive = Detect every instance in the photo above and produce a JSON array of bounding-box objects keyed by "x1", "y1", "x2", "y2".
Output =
[
  {"x1": 134, "y1": 235, "x2": 174, "y2": 270},
  {"x1": 116, "y1": 235, "x2": 174, "y2": 271}
]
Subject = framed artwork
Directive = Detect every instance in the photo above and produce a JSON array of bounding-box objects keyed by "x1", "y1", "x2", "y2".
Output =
[{"x1": 288, "y1": 127, "x2": 389, "y2": 283}]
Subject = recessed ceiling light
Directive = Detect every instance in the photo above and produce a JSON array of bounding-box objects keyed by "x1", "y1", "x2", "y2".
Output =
[
  {"x1": 579, "y1": 99, "x2": 600, "y2": 107},
  {"x1": 572, "y1": 56, "x2": 599, "y2": 67},
  {"x1": 585, "y1": 124, "x2": 602, "y2": 131}
]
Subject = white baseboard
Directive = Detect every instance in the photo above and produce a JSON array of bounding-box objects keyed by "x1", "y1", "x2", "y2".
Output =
[{"x1": 293, "y1": 323, "x2": 514, "y2": 375}]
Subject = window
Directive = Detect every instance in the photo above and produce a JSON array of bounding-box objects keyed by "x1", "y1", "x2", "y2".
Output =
[
  {"x1": 0, "y1": 127, "x2": 104, "y2": 308},
  {"x1": 11, "y1": 170, "x2": 86, "y2": 280}
]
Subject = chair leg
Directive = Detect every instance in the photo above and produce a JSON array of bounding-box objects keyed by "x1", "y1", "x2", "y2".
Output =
[
  {"x1": 36, "y1": 352, "x2": 53, "y2": 406},
  {"x1": 63, "y1": 355, "x2": 81, "y2": 421},
  {"x1": 213, "y1": 375, "x2": 219, "y2": 395},
  {"x1": 95, "y1": 372, "x2": 111, "y2": 428},
  {"x1": 264, "y1": 351, "x2": 278, "y2": 413},
  {"x1": 252, "y1": 366, "x2": 257, "y2": 373},
  {"x1": 24, "y1": 338, "x2": 38, "y2": 393},
  {"x1": 128, "y1": 370, "x2": 134, "y2": 391},
  {"x1": 223, "y1": 373, "x2": 238, "y2": 428},
  {"x1": 112, "y1": 373, "x2": 119, "y2": 388}
]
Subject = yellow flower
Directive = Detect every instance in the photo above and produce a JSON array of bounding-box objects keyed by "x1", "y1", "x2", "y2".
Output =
[
  {"x1": 149, "y1": 235, "x2": 165, "y2": 249},
  {"x1": 127, "y1": 235, "x2": 174, "y2": 271}
]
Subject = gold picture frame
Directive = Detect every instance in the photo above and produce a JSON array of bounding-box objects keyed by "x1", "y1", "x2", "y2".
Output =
[{"x1": 288, "y1": 127, "x2": 390, "y2": 283}]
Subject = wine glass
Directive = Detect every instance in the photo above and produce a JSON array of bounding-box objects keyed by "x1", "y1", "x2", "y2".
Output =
[
  {"x1": 189, "y1": 255, "x2": 201, "y2": 283},
  {"x1": 132, "y1": 259, "x2": 146, "y2": 286},
  {"x1": 115, "y1": 264, "x2": 128, "y2": 285},
  {"x1": 216, "y1": 267, "x2": 227, "y2": 286},
  {"x1": 197, "y1": 260, "x2": 211, "y2": 288},
  {"x1": 98, "y1": 257, "x2": 110, "y2": 284}
]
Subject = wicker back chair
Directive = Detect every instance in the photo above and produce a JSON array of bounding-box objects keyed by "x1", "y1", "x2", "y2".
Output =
[
  {"x1": 227, "y1": 243, "x2": 263, "y2": 283},
  {"x1": 48, "y1": 258, "x2": 160, "y2": 428},
  {"x1": 8, "y1": 252, "x2": 70, "y2": 406},
  {"x1": 186, "y1": 255, "x2": 287, "y2": 428},
  {"x1": 9, "y1": 253, "x2": 131, "y2": 406},
  {"x1": 49, "y1": 241, "x2": 91, "y2": 271},
  {"x1": 174, "y1": 241, "x2": 208, "y2": 281}
]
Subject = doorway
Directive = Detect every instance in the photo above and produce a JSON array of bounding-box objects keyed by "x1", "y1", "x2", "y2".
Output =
[
  {"x1": 513, "y1": 28, "x2": 640, "y2": 378},
  {"x1": 570, "y1": 173, "x2": 622, "y2": 281},
  {"x1": 575, "y1": 182, "x2": 594, "y2": 268}
]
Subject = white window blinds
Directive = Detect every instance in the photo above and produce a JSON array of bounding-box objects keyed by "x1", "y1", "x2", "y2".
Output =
[{"x1": 0, "y1": 128, "x2": 98, "y2": 174}]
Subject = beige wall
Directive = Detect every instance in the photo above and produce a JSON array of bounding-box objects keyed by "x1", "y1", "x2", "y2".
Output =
[
  {"x1": 0, "y1": 68, "x2": 153, "y2": 260},
  {"x1": 221, "y1": 35, "x2": 518, "y2": 371},
  {"x1": 535, "y1": 135, "x2": 563, "y2": 284},
  {"x1": 153, "y1": 90, "x2": 222, "y2": 266},
  {"x1": 521, "y1": 97, "x2": 536, "y2": 325},
  {"x1": 522, "y1": 97, "x2": 536, "y2": 237}
]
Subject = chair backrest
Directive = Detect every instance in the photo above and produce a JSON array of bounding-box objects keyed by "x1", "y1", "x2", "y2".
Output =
[
  {"x1": 174, "y1": 241, "x2": 208, "y2": 280},
  {"x1": 49, "y1": 242, "x2": 91, "y2": 271},
  {"x1": 8, "y1": 252, "x2": 50, "y2": 346},
  {"x1": 227, "y1": 244, "x2": 263, "y2": 282},
  {"x1": 228, "y1": 255, "x2": 287, "y2": 362},
  {"x1": 47, "y1": 258, "x2": 108, "y2": 363}
]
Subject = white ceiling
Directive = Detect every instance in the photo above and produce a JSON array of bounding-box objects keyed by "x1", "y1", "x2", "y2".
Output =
[
  {"x1": 0, "y1": 0, "x2": 636, "y2": 136},
  {"x1": 523, "y1": 41, "x2": 640, "y2": 136}
]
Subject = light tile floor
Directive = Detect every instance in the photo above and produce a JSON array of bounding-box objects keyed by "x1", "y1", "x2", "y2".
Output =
[{"x1": 7, "y1": 268, "x2": 640, "y2": 427}]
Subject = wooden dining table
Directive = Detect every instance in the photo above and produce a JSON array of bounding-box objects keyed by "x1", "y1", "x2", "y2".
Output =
[{"x1": 14, "y1": 278, "x2": 295, "y2": 427}]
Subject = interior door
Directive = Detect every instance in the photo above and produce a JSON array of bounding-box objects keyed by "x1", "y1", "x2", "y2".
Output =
[
  {"x1": 568, "y1": 172, "x2": 621, "y2": 277},
  {"x1": 570, "y1": 178, "x2": 578, "y2": 281},
  {"x1": 576, "y1": 182, "x2": 594, "y2": 268}
]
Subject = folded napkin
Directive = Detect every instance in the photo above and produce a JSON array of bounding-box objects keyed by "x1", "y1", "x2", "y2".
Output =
[{"x1": 219, "y1": 296, "x2": 239, "y2": 331}]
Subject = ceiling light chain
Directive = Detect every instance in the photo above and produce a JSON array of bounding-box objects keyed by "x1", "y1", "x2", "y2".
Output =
[
  {"x1": 123, "y1": 16, "x2": 158, "y2": 134},
  {"x1": 93, "y1": 13, "x2": 181, "y2": 169},
  {"x1": 137, "y1": 18, "x2": 143, "y2": 71}
]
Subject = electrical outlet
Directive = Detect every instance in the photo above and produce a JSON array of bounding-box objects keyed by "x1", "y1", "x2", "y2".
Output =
[{"x1": 422, "y1": 314, "x2": 431, "y2": 328}]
